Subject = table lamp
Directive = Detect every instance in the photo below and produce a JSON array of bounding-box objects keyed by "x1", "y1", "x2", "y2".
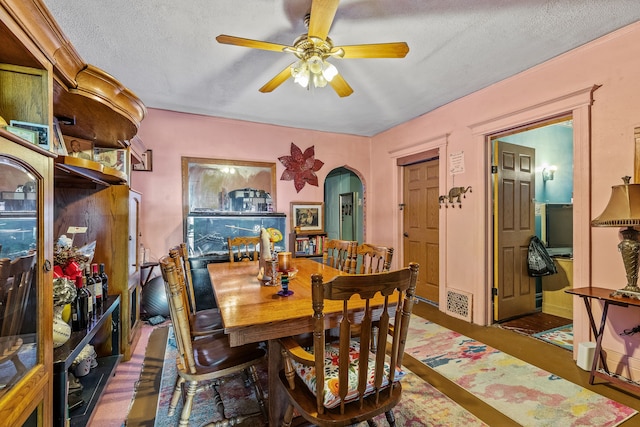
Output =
[{"x1": 592, "y1": 176, "x2": 640, "y2": 298}]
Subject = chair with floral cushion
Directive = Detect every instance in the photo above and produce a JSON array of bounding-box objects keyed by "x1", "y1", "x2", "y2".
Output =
[{"x1": 278, "y1": 262, "x2": 419, "y2": 427}]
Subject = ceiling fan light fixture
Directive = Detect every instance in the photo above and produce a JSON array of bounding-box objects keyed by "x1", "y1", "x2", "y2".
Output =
[
  {"x1": 291, "y1": 60, "x2": 310, "y2": 87},
  {"x1": 322, "y1": 61, "x2": 338, "y2": 82},
  {"x1": 307, "y1": 54, "x2": 324, "y2": 74},
  {"x1": 313, "y1": 72, "x2": 328, "y2": 88}
]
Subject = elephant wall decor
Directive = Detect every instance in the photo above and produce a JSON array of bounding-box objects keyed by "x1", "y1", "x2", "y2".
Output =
[{"x1": 439, "y1": 186, "x2": 472, "y2": 208}]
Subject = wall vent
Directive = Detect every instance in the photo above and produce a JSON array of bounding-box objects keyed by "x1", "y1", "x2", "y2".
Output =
[{"x1": 445, "y1": 288, "x2": 472, "y2": 322}]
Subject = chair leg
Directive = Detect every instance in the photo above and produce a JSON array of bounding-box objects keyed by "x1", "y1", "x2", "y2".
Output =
[
  {"x1": 385, "y1": 409, "x2": 396, "y2": 427},
  {"x1": 168, "y1": 376, "x2": 185, "y2": 416},
  {"x1": 211, "y1": 380, "x2": 225, "y2": 419},
  {"x1": 247, "y1": 365, "x2": 268, "y2": 420},
  {"x1": 366, "y1": 420, "x2": 377, "y2": 427},
  {"x1": 179, "y1": 380, "x2": 198, "y2": 426},
  {"x1": 371, "y1": 326, "x2": 379, "y2": 353},
  {"x1": 283, "y1": 404, "x2": 295, "y2": 427}
]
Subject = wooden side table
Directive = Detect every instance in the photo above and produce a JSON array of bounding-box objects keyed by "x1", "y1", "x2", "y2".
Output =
[{"x1": 566, "y1": 287, "x2": 640, "y2": 394}]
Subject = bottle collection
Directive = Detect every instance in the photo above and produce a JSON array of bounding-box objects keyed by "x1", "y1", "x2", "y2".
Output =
[{"x1": 70, "y1": 263, "x2": 109, "y2": 332}]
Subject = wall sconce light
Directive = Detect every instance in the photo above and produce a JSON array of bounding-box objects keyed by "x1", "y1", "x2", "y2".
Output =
[{"x1": 542, "y1": 166, "x2": 557, "y2": 182}]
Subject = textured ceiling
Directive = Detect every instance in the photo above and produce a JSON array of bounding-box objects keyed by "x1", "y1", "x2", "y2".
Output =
[{"x1": 43, "y1": 0, "x2": 640, "y2": 137}]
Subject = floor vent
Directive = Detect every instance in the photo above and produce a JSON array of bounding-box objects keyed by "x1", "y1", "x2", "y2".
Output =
[{"x1": 445, "y1": 288, "x2": 472, "y2": 322}]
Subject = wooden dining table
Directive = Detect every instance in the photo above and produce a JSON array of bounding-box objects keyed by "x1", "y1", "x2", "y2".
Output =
[{"x1": 207, "y1": 257, "x2": 395, "y2": 425}]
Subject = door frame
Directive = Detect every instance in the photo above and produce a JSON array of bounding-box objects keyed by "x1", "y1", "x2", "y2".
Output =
[{"x1": 470, "y1": 86, "x2": 596, "y2": 331}]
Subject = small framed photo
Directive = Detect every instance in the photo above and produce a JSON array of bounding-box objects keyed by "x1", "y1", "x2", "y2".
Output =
[
  {"x1": 291, "y1": 202, "x2": 324, "y2": 232},
  {"x1": 94, "y1": 147, "x2": 128, "y2": 174},
  {"x1": 4, "y1": 125, "x2": 38, "y2": 144},
  {"x1": 52, "y1": 117, "x2": 68, "y2": 155},
  {"x1": 133, "y1": 149, "x2": 153, "y2": 172},
  {"x1": 63, "y1": 135, "x2": 93, "y2": 160},
  {"x1": 9, "y1": 120, "x2": 49, "y2": 150}
]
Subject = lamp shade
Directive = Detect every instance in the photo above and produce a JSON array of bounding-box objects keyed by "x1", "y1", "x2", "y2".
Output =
[{"x1": 591, "y1": 176, "x2": 640, "y2": 227}]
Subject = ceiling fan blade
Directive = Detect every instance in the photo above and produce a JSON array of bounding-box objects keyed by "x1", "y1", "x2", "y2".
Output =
[
  {"x1": 338, "y1": 42, "x2": 410, "y2": 59},
  {"x1": 216, "y1": 34, "x2": 291, "y2": 53},
  {"x1": 259, "y1": 64, "x2": 293, "y2": 93},
  {"x1": 308, "y1": 0, "x2": 339, "y2": 40},
  {"x1": 329, "y1": 73, "x2": 353, "y2": 97}
]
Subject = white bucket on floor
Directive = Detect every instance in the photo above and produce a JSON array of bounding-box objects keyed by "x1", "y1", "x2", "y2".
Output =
[{"x1": 577, "y1": 341, "x2": 596, "y2": 371}]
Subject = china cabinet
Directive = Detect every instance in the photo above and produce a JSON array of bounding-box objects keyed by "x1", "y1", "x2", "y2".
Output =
[{"x1": 0, "y1": 1, "x2": 146, "y2": 425}]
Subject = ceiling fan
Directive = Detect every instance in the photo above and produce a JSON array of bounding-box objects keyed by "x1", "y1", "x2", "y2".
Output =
[{"x1": 216, "y1": 0, "x2": 409, "y2": 97}]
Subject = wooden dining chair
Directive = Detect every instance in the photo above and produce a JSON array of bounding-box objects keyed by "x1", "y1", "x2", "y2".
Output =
[
  {"x1": 0, "y1": 252, "x2": 37, "y2": 392},
  {"x1": 278, "y1": 262, "x2": 419, "y2": 427},
  {"x1": 168, "y1": 244, "x2": 224, "y2": 338},
  {"x1": 356, "y1": 243, "x2": 394, "y2": 274},
  {"x1": 227, "y1": 235, "x2": 261, "y2": 262},
  {"x1": 352, "y1": 244, "x2": 394, "y2": 352},
  {"x1": 159, "y1": 256, "x2": 267, "y2": 426},
  {"x1": 322, "y1": 239, "x2": 357, "y2": 273}
]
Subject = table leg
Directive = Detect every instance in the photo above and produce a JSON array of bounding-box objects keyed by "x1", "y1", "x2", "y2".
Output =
[
  {"x1": 589, "y1": 300, "x2": 611, "y2": 384},
  {"x1": 268, "y1": 339, "x2": 287, "y2": 425}
]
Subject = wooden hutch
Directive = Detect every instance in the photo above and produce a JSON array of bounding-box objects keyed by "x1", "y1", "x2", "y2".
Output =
[{"x1": 0, "y1": 0, "x2": 146, "y2": 425}]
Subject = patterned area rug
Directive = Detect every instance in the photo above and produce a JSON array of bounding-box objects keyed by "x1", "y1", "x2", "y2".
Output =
[
  {"x1": 404, "y1": 317, "x2": 637, "y2": 427},
  {"x1": 154, "y1": 327, "x2": 488, "y2": 427},
  {"x1": 532, "y1": 324, "x2": 573, "y2": 351}
]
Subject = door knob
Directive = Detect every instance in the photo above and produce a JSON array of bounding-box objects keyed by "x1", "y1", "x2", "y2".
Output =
[{"x1": 403, "y1": 232, "x2": 409, "y2": 237}]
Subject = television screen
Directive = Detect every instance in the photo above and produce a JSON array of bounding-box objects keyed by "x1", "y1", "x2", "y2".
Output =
[{"x1": 545, "y1": 203, "x2": 573, "y2": 249}]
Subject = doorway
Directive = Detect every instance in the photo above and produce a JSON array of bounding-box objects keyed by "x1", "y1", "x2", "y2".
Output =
[
  {"x1": 491, "y1": 118, "x2": 574, "y2": 333},
  {"x1": 402, "y1": 159, "x2": 440, "y2": 303},
  {"x1": 324, "y1": 167, "x2": 364, "y2": 243}
]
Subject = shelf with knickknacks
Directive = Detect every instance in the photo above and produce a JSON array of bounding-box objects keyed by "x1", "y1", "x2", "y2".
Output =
[{"x1": 439, "y1": 186, "x2": 472, "y2": 208}]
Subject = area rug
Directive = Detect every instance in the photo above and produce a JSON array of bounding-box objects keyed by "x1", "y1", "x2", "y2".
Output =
[
  {"x1": 532, "y1": 324, "x2": 573, "y2": 351},
  {"x1": 404, "y1": 317, "x2": 637, "y2": 426},
  {"x1": 154, "y1": 326, "x2": 489, "y2": 427}
]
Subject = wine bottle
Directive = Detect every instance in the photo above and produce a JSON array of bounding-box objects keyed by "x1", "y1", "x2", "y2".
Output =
[
  {"x1": 72, "y1": 275, "x2": 89, "y2": 331},
  {"x1": 83, "y1": 275, "x2": 93, "y2": 320},
  {"x1": 99, "y1": 263, "x2": 109, "y2": 303},
  {"x1": 92, "y1": 263, "x2": 103, "y2": 309},
  {"x1": 85, "y1": 266, "x2": 96, "y2": 310}
]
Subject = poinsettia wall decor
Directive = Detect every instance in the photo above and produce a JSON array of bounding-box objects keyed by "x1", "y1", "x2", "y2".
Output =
[{"x1": 278, "y1": 142, "x2": 324, "y2": 193}]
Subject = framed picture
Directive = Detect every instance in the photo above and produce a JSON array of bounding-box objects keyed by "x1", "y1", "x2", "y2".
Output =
[
  {"x1": 9, "y1": 120, "x2": 49, "y2": 150},
  {"x1": 4, "y1": 125, "x2": 37, "y2": 144},
  {"x1": 63, "y1": 135, "x2": 93, "y2": 160},
  {"x1": 94, "y1": 147, "x2": 128, "y2": 174},
  {"x1": 182, "y1": 157, "x2": 276, "y2": 215},
  {"x1": 133, "y1": 149, "x2": 153, "y2": 172},
  {"x1": 51, "y1": 117, "x2": 68, "y2": 155},
  {"x1": 291, "y1": 202, "x2": 324, "y2": 232}
]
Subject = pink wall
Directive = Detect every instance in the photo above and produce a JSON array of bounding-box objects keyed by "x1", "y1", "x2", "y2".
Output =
[
  {"x1": 131, "y1": 111, "x2": 369, "y2": 260},
  {"x1": 370, "y1": 21, "x2": 640, "y2": 375},
  {"x1": 133, "y1": 21, "x2": 640, "y2": 376}
]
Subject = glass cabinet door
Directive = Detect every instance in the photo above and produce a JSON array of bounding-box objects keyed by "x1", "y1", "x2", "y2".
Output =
[
  {"x1": 0, "y1": 155, "x2": 39, "y2": 395},
  {"x1": 0, "y1": 139, "x2": 53, "y2": 426}
]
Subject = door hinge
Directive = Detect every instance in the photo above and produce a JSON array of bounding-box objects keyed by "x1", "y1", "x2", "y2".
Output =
[
  {"x1": 491, "y1": 287, "x2": 498, "y2": 296},
  {"x1": 491, "y1": 165, "x2": 498, "y2": 174}
]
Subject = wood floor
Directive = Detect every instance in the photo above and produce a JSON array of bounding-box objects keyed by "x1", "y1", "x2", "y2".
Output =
[
  {"x1": 497, "y1": 310, "x2": 571, "y2": 336},
  {"x1": 408, "y1": 301, "x2": 640, "y2": 426}
]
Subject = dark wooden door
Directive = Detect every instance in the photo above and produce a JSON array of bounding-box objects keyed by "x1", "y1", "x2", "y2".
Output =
[
  {"x1": 403, "y1": 159, "x2": 439, "y2": 302},
  {"x1": 494, "y1": 141, "x2": 536, "y2": 321}
]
